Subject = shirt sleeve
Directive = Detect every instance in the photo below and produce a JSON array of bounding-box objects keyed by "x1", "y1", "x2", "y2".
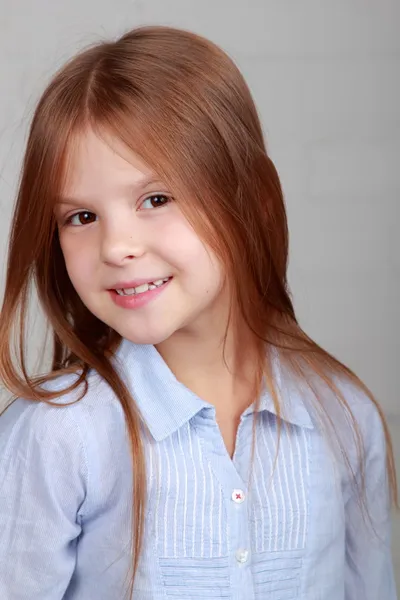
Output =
[
  {"x1": 344, "y1": 401, "x2": 397, "y2": 599},
  {"x1": 0, "y1": 397, "x2": 88, "y2": 599}
]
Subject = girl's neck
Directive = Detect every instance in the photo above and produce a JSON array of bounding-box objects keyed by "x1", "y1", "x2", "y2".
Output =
[{"x1": 155, "y1": 323, "x2": 259, "y2": 418}]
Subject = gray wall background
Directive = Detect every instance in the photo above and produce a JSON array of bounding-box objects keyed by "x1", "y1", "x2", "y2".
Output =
[{"x1": 1, "y1": 0, "x2": 399, "y2": 591}]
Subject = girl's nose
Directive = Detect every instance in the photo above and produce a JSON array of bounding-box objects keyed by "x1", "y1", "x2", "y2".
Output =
[{"x1": 100, "y1": 223, "x2": 145, "y2": 265}]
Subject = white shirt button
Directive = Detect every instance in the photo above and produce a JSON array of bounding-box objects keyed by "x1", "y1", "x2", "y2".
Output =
[
  {"x1": 235, "y1": 548, "x2": 249, "y2": 564},
  {"x1": 231, "y1": 489, "x2": 245, "y2": 503}
]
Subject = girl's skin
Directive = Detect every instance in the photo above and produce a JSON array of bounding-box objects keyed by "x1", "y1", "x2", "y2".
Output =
[{"x1": 56, "y1": 128, "x2": 257, "y2": 457}]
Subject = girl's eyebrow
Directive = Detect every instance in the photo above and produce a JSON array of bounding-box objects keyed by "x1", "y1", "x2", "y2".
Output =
[
  {"x1": 56, "y1": 176, "x2": 167, "y2": 207},
  {"x1": 136, "y1": 175, "x2": 166, "y2": 189}
]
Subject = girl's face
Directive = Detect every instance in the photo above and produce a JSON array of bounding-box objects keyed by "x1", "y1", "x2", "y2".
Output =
[{"x1": 55, "y1": 128, "x2": 227, "y2": 345}]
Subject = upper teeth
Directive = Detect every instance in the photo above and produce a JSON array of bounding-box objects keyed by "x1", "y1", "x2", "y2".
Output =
[{"x1": 116, "y1": 278, "x2": 169, "y2": 296}]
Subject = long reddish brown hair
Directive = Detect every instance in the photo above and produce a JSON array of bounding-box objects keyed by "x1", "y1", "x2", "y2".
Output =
[{"x1": 0, "y1": 25, "x2": 397, "y2": 594}]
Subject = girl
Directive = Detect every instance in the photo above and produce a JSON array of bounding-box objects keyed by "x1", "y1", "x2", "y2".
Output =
[{"x1": 0, "y1": 25, "x2": 397, "y2": 600}]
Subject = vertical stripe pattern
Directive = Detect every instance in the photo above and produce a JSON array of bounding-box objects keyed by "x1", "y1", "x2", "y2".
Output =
[
  {"x1": 250, "y1": 412, "x2": 310, "y2": 553},
  {"x1": 144, "y1": 410, "x2": 310, "y2": 600},
  {"x1": 147, "y1": 414, "x2": 310, "y2": 560},
  {"x1": 149, "y1": 422, "x2": 228, "y2": 559}
]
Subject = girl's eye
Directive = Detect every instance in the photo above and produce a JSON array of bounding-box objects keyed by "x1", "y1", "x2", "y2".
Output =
[
  {"x1": 66, "y1": 211, "x2": 97, "y2": 226},
  {"x1": 140, "y1": 194, "x2": 171, "y2": 210}
]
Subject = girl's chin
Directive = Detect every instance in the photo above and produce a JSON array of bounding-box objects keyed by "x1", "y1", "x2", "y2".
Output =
[{"x1": 116, "y1": 327, "x2": 177, "y2": 347}]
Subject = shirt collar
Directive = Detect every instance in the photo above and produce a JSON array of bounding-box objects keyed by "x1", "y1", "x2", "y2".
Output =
[
  {"x1": 114, "y1": 339, "x2": 314, "y2": 442},
  {"x1": 250, "y1": 371, "x2": 314, "y2": 430}
]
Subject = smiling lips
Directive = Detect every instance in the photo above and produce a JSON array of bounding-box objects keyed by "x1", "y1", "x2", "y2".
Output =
[
  {"x1": 109, "y1": 276, "x2": 172, "y2": 309},
  {"x1": 115, "y1": 277, "x2": 171, "y2": 296}
]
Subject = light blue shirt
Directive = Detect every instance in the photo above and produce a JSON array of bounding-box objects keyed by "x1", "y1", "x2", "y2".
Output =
[{"x1": 0, "y1": 339, "x2": 396, "y2": 599}]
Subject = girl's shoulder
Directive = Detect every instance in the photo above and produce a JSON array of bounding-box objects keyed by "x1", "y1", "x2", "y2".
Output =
[
  {"x1": 0, "y1": 368, "x2": 131, "y2": 503},
  {"x1": 1, "y1": 367, "x2": 126, "y2": 442},
  {"x1": 326, "y1": 373, "x2": 385, "y2": 437},
  {"x1": 303, "y1": 370, "x2": 390, "y2": 481},
  {"x1": 281, "y1": 357, "x2": 385, "y2": 449}
]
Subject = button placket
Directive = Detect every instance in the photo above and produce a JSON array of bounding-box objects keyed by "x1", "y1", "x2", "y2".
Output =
[{"x1": 196, "y1": 409, "x2": 254, "y2": 591}]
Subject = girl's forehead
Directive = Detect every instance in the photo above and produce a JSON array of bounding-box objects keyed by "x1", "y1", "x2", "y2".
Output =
[
  {"x1": 66, "y1": 128, "x2": 149, "y2": 170},
  {"x1": 62, "y1": 128, "x2": 158, "y2": 193}
]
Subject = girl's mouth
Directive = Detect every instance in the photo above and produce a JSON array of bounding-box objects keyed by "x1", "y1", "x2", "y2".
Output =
[
  {"x1": 114, "y1": 277, "x2": 171, "y2": 296},
  {"x1": 110, "y1": 277, "x2": 172, "y2": 309}
]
